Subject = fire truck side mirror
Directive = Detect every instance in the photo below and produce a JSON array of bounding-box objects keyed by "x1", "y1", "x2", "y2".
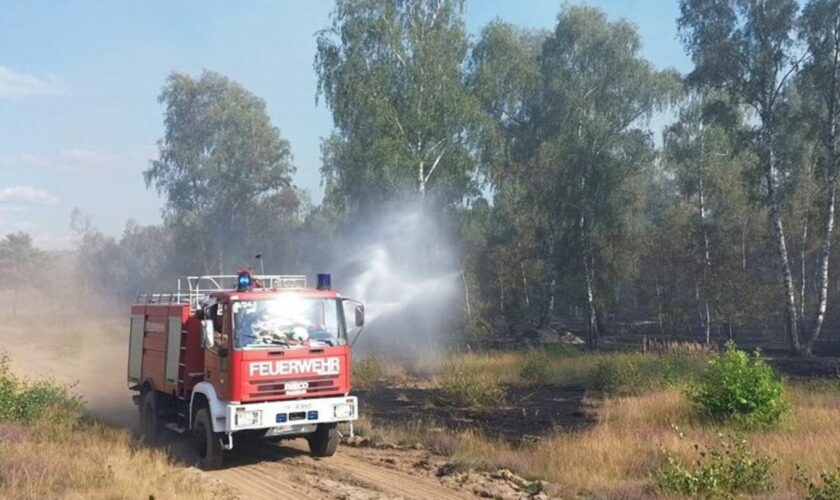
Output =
[
  {"x1": 201, "y1": 320, "x2": 215, "y2": 349},
  {"x1": 354, "y1": 305, "x2": 365, "y2": 327}
]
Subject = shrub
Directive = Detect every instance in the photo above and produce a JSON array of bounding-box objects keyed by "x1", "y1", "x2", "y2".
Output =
[
  {"x1": 353, "y1": 355, "x2": 387, "y2": 389},
  {"x1": 519, "y1": 351, "x2": 553, "y2": 385},
  {"x1": 655, "y1": 432, "x2": 775, "y2": 497},
  {"x1": 592, "y1": 359, "x2": 643, "y2": 395},
  {"x1": 436, "y1": 363, "x2": 505, "y2": 408},
  {"x1": 592, "y1": 360, "x2": 623, "y2": 394},
  {"x1": 0, "y1": 353, "x2": 82, "y2": 426},
  {"x1": 688, "y1": 341, "x2": 787, "y2": 428},
  {"x1": 795, "y1": 466, "x2": 840, "y2": 500}
]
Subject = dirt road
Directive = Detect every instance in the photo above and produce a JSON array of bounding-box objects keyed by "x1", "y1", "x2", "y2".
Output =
[{"x1": 2, "y1": 319, "x2": 535, "y2": 500}]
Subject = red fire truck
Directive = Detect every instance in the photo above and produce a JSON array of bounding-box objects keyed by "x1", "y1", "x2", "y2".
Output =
[{"x1": 128, "y1": 271, "x2": 364, "y2": 469}]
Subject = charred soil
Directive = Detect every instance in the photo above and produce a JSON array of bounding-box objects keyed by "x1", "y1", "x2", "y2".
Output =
[{"x1": 356, "y1": 384, "x2": 595, "y2": 442}]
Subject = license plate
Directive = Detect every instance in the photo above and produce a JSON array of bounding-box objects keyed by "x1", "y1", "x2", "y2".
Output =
[{"x1": 285, "y1": 381, "x2": 309, "y2": 393}]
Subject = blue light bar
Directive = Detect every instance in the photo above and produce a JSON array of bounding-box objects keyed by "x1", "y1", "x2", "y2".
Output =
[
  {"x1": 316, "y1": 273, "x2": 331, "y2": 290},
  {"x1": 276, "y1": 413, "x2": 287, "y2": 423},
  {"x1": 307, "y1": 410, "x2": 318, "y2": 420}
]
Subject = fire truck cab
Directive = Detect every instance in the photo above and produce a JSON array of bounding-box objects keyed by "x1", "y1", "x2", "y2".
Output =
[{"x1": 128, "y1": 272, "x2": 363, "y2": 469}]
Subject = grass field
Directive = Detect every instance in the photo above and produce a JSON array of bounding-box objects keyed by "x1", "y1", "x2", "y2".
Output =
[
  {"x1": 0, "y1": 354, "x2": 231, "y2": 500},
  {"x1": 353, "y1": 345, "x2": 840, "y2": 498}
]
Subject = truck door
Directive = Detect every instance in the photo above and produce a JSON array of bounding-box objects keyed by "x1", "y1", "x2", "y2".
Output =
[{"x1": 203, "y1": 302, "x2": 231, "y2": 400}]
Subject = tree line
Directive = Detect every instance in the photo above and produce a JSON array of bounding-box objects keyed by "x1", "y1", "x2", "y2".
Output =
[{"x1": 6, "y1": 0, "x2": 840, "y2": 354}]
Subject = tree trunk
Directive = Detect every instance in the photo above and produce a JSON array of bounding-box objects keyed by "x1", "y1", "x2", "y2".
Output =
[
  {"x1": 800, "y1": 218, "x2": 808, "y2": 331},
  {"x1": 583, "y1": 250, "x2": 598, "y2": 349},
  {"x1": 805, "y1": 178, "x2": 838, "y2": 354},
  {"x1": 520, "y1": 261, "x2": 530, "y2": 308},
  {"x1": 656, "y1": 282, "x2": 664, "y2": 335},
  {"x1": 418, "y1": 160, "x2": 426, "y2": 198},
  {"x1": 499, "y1": 275, "x2": 504, "y2": 312},
  {"x1": 767, "y1": 156, "x2": 801, "y2": 352},
  {"x1": 579, "y1": 205, "x2": 599, "y2": 348},
  {"x1": 698, "y1": 167, "x2": 712, "y2": 344},
  {"x1": 460, "y1": 264, "x2": 472, "y2": 323}
]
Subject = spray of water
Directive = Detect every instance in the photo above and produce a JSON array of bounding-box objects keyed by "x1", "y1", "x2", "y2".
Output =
[{"x1": 332, "y1": 202, "x2": 463, "y2": 356}]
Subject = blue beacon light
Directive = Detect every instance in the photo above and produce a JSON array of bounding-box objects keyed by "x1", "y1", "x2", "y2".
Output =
[
  {"x1": 237, "y1": 272, "x2": 253, "y2": 291},
  {"x1": 316, "y1": 273, "x2": 331, "y2": 290}
]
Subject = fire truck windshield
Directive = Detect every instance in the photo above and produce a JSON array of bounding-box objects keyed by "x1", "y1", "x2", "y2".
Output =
[{"x1": 232, "y1": 297, "x2": 347, "y2": 349}]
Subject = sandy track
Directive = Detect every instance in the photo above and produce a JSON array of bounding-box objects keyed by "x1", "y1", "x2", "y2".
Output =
[
  {"x1": 1, "y1": 321, "x2": 475, "y2": 500},
  {"x1": 214, "y1": 441, "x2": 470, "y2": 500}
]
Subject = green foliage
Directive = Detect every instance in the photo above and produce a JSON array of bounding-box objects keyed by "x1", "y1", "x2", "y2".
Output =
[
  {"x1": 316, "y1": 0, "x2": 479, "y2": 210},
  {"x1": 590, "y1": 353, "x2": 709, "y2": 396},
  {"x1": 353, "y1": 356, "x2": 387, "y2": 389},
  {"x1": 591, "y1": 361, "x2": 619, "y2": 394},
  {"x1": 688, "y1": 341, "x2": 788, "y2": 428},
  {"x1": 655, "y1": 431, "x2": 776, "y2": 498},
  {"x1": 796, "y1": 466, "x2": 840, "y2": 500},
  {"x1": 0, "y1": 353, "x2": 82, "y2": 426},
  {"x1": 519, "y1": 351, "x2": 552, "y2": 385},
  {"x1": 145, "y1": 70, "x2": 295, "y2": 273},
  {"x1": 436, "y1": 363, "x2": 505, "y2": 408}
]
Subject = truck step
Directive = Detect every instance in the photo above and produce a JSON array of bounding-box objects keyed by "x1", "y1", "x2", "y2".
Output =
[{"x1": 164, "y1": 422, "x2": 187, "y2": 434}]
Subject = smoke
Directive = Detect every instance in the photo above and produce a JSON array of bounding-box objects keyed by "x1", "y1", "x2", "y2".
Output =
[
  {"x1": 0, "y1": 200, "x2": 464, "y2": 432},
  {"x1": 331, "y1": 202, "x2": 463, "y2": 356}
]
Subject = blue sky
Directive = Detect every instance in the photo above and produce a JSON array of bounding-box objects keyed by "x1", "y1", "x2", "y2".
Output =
[{"x1": 0, "y1": 0, "x2": 687, "y2": 249}]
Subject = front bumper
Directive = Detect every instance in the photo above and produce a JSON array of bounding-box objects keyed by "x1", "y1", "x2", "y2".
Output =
[{"x1": 224, "y1": 395, "x2": 358, "y2": 433}]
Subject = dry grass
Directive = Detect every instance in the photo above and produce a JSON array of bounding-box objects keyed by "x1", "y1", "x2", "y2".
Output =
[
  {"x1": 413, "y1": 349, "x2": 709, "y2": 391},
  {"x1": 0, "y1": 420, "x2": 233, "y2": 500},
  {"x1": 358, "y1": 348, "x2": 840, "y2": 498},
  {"x1": 0, "y1": 351, "x2": 232, "y2": 500}
]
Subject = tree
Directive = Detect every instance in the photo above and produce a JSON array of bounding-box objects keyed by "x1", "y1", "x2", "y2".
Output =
[
  {"x1": 315, "y1": 0, "x2": 479, "y2": 211},
  {"x1": 798, "y1": 0, "x2": 840, "y2": 353},
  {"x1": 0, "y1": 232, "x2": 42, "y2": 317},
  {"x1": 679, "y1": 0, "x2": 806, "y2": 352},
  {"x1": 144, "y1": 71, "x2": 294, "y2": 273},
  {"x1": 467, "y1": 22, "x2": 548, "y2": 329},
  {"x1": 533, "y1": 6, "x2": 679, "y2": 346}
]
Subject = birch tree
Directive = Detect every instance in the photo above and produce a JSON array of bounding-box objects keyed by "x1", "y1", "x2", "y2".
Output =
[
  {"x1": 315, "y1": 0, "x2": 478, "y2": 211},
  {"x1": 679, "y1": 0, "x2": 806, "y2": 352},
  {"x1": 535, "y1": 6, "x2": 679, "y2": 347},
  {"x1": 799, "y1": 0, "x2": 840, "y2": 353}
]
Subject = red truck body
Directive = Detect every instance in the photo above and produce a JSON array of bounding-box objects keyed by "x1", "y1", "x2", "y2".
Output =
[{"x1": 127, "y1": 274, "x2": 362, "y2": 468}]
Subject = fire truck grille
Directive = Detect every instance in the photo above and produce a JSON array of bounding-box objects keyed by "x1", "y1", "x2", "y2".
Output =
[{"x1": 249, "y1": 376, "x2": 337, "y2": 398}]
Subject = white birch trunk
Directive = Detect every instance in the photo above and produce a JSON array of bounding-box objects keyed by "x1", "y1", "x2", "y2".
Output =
[
  {"x1": 804, "y1": 37, "x2": 840, "y2": 353},
  {"x1": 767, "y1": 146, "x2": 801, "y2": 352},
  {"x1": 698, "y1": 163, "x2": 712, "y2": 345},
  {"x1": 806, "y1": 176, "x2": 837, "y2": 354}
]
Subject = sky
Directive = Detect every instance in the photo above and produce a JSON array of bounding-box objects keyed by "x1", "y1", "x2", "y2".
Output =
[{"x1": 0, "y1": 0, "x2": 688, "y2": 250}]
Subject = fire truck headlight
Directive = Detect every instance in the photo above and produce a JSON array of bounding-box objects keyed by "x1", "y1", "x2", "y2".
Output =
[
  {"x1": 333, "y1": 403, "x2": 354, "y2": 419},
  {"x1": 234, "y1": 410, "x2": 262, "y2": 428}
]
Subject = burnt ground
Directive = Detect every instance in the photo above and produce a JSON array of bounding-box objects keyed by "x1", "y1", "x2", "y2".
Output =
[
  {"x1": 765, "y1": 353, "x2": 840, "y2": 378},
  {"x1": 356, "y1": 384, "x2": 595, "y2": 442}
]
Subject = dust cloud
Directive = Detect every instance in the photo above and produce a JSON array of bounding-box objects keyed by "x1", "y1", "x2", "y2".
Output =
[
  {"x1": 0, "y1": 201, "x2": 463, "y2": 431},
  {"x1": 0, "y1": 311, "x2": 137, "y2": 429}
]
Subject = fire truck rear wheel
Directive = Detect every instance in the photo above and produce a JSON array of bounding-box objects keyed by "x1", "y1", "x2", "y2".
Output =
[
  {"x1": 193, "y1": 408, "x2": 223, "y2": 470},
  {"x1": 139, "y1": 391, "x2": 162, "y2": 444},
  {"x1": 308, "y1": 423, "x2": 339, "y2": 457}
]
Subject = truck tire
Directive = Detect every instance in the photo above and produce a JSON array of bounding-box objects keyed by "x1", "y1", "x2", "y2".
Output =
[
  {"x1": 139, "y1": 391, "x2": 163, "y2": 444},
  {"x1": 193, "y1": 408, "x2": 223, "y2": 470},
  {"x1": 307, "y1": 423, "x2": 339, "y2": 457}
]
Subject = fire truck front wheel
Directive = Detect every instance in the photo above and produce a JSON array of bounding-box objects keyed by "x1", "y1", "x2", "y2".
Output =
[
  {"x1": 307, "y1": 423, "x2": 339, "y2": 457},
  {"x1": 193, "y1": 408, "x2": 223, "y2": 470},
  {"x1": 139, "y1": 391, "x2": 162, "y2": 444}
]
